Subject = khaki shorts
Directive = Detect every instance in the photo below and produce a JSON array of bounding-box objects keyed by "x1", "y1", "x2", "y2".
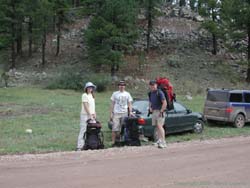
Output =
[
  {"x1": 152, "y1": 110, "x2": 165, "y2": 126},
  {"x1": 112, "y1": 113, "x2": 127, "y2": 132}
]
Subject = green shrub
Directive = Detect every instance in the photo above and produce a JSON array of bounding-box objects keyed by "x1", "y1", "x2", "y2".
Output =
[
  {"x1": 85, "y1": 73, "x2": 112, "y2": 92},
  {"x1": 46, "y1": 68, "x2": 111, "y2": 92},
  {"x1": 46, "y1": 70, "x2": 83, "y2": 90}
]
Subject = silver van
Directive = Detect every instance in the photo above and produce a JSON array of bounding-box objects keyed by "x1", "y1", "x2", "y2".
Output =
[{"x1": 203, "y1": 89, "x2": 250, "y2": 128}]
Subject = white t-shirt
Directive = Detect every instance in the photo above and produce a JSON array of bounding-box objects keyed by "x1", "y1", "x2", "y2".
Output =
[
  {"x1": 111, "y1": 91, "x2": 133, "y2": 114},
  {"x1": 81, "y1": 93, "x2": 95, "y2": 115}
]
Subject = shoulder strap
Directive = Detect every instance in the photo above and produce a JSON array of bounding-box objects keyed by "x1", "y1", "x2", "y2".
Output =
[
  {"x1": 148, "y1": 91, "x2": 151, "y2": 99},
  {"x1": 157, "y1": 89, "x2": 162, "y2": 102}
]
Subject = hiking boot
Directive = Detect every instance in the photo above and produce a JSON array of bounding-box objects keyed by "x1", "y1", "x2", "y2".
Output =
[
  {"x1": 153, "y1": 140, "x2": 160, "y2": 146},
  {"x1": 158, "y1": 141, "x2": 167, "y2": 149}
]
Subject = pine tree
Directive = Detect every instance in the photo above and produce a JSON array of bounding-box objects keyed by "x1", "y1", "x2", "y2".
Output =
[
  {"x1": 22, "y1": 0, "x2": 41, "y2": 57},
  {"x1": 199, "y1": 0, "x2": 222, "y2": 55},
  {"x1": 52, "y1": 0, "x2": 69, "y2": 56},
  {"x1": 222, "y1": 0, "x2": 250, "y2": 82},
  {"x1": 36, "y1": 0, "x2": 53, "y2": 66},
  {"x1": 141, "y1": 0, "x2": 162, "y2": 53},
  {"x1": 0, "y1": 0, "x2": 24, "y2": 68},
  {"x1": 85, "y1": 0, "x2": 138, "y2": 76}
]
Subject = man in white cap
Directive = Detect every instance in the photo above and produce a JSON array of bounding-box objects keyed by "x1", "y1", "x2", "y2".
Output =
[
  {"x1": 110, "y1": 80, "x2": 133, "y2": 146},
  {"x1": 76, "y1": 82, "x2": 97, "y2": 151}
]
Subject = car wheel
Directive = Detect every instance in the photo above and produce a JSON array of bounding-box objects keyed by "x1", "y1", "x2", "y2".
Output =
[
  {"x1": 193, "y1": 120, "x2": 204, "y2": 134},
  {"x1": 234, "y1": 114, "x2": 245, "y2": 128}
]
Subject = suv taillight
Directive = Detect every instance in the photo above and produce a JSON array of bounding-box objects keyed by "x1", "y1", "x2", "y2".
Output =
[
  {"x1": 137, "y1": 118, "x2": 146, "y2": 125},
  {"x1": 226, "y1": 107, "x2": 233, "y2": 113}
]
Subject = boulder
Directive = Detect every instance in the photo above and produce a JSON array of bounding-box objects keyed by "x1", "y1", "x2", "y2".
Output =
[
  {"x1": 179, "y1": 7, "x2": 193, "y2": 19},
  {"x1": 193, "y1": 15, "x2": 204, "y2": 22}
]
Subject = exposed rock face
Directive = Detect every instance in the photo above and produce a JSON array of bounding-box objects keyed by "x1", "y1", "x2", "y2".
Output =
[
  {"x1": 0, "y1": 69, "x2": 49, "y2": 87},
  {"x1": 134, "y1": 16, "x2": 211, "y2": 51}
]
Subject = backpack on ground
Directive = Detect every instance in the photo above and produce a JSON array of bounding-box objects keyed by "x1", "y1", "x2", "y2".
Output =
[
  {"x1": 83, "y1": 119, "x2": 104, "y2": 150},
  {"x1": 120, "y1": 116, "x2": 141, "y2": 146},
  {"x1": 114, "y1": 116, "x2": 141, "y2": 147},
  {"x1": 148, "y1": 77, "x2": 176, "y2": 111}
]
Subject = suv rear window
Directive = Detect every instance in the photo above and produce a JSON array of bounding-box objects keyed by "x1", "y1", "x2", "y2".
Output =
[
  {"x1": 207, "y1": 91, "x2": 228, "y2": 102},
  {"x1": 229, "y1": 93, "x2": 242, "y2": 102}
]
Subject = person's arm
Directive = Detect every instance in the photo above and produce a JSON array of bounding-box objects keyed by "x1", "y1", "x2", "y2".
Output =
[
  {"x1": 128, "y1": 101, "x2": 133, "y2": 116},
  {"x1": 148, "y1": 97, "x2": 152, "y2": 117},
  {"x1": 148, "y1": 92, "x2": 152, "y2": 113},
  {"x1": 159, "y1": 91, "x2": 167, "y2": 117},
  {"x1": 110, "y1": 100, "x2": 115, "y2": 120},
  {"x1": 83, "y1": 102, "x2": 93, "y2": 118},
  {"x1": 160, "y1": 99, "x2": 167, "y2": 113},
  {"x1": 149, "y1": 101, "x2": 152, "y2": 112}
]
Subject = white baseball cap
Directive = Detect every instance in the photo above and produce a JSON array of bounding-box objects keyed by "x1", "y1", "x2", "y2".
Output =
[{"x1": 84, "y1": 82, "x2": 96, "y2": 90}]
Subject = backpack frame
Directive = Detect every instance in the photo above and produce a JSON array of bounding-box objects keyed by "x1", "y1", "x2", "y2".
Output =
[{"x1": 83, "y1": 120, "x2": 104, "y2": 150}]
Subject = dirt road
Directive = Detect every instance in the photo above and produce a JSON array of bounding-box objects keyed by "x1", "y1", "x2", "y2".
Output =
[{"x1": 1, "y1": 136, "x2": 250, "y2": 188}]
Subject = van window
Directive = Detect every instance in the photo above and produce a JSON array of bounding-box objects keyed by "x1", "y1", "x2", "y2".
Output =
[
  {"x1": 244, "y1": 93, "x2": 250, "y2": 103},
  {"x1": 229, "y1": 93, "x2": 242, "y2": 102},
  {"x1": 207, "y1": 91, "x2": 228, "y2": 102}
]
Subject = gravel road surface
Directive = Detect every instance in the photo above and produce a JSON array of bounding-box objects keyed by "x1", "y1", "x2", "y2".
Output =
[{"x1": 1, "y1": 136, "x2": 250, "y2": 188}]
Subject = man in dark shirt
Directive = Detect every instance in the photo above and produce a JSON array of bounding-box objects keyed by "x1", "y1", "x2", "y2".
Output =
[{"x1": 148, "y1": 80, "x2": 167, "y2": 148}]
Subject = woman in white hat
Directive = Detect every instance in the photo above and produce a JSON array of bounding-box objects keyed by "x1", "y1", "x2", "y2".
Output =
[{"x1": 76, "y1": 82, "x2": 97, "y2": 151}]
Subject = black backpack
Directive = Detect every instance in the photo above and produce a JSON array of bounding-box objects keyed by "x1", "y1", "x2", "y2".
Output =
[
  {"x1": 83, "y1": 120, "x2": 104, "y2": 150},
  {"x1": 121, "y1": 117, "x2": 141, "y2": 146}
]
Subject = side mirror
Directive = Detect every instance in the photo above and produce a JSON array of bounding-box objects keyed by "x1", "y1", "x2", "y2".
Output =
[{"x1": 187, "y1": 109, "x2": 192, "y2": 114}]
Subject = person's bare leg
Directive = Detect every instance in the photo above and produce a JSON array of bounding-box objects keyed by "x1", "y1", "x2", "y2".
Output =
[{"x1": 112, "y1": 132, "x2": 116, "y2": 143}]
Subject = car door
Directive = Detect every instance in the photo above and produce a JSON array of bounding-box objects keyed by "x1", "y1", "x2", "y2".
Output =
[
  {"x1": 164, "y1": 109, "x2": 177, "y2": 133},
  {"x1": 166, "y1": 102, "x2": 197, "y2": 133}
]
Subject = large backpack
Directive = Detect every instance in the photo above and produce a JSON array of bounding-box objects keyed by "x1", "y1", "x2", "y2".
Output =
[
  {"x1": 83, "y1": 120, "x2": 104, "y2": 150},
  {"x1": 120, "y1": 116, "x2": 141, "y2": 146},
  {"x1": 148, "y1": 77, "x2": 176, "y2": 111}
]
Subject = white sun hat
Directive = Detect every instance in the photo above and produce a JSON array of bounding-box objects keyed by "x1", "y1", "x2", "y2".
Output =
[{"x1": 84, "y1": 82, "x2": 97, "y2": 90}]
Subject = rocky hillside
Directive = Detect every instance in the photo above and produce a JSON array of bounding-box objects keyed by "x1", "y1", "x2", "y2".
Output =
[{"x1": 1, "y1": 5, "x2": 248, "y2": 96}]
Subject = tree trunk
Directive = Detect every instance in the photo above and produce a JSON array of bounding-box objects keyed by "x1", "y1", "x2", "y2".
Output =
[
  {"x1": 246, "y1": 27, "x2": 250, "y2": 82},
  {"x1": 52, "y1": 14, "x2": 56, "y2": 33},
  {"x1": 212, "y1": 9, "x2": 217, "y2": 55},
  {"x1": 111, "y1": 64, "x2": 119, "y2": 78},
  {"x1": 11, "y1": 23, "x2": 16, "y2": 69},
  {"x1": 146, "y1": 0, "x2": 153, "y2": 53},
  {"x1": 10, "y1": 0, "x2": 16, "y2": 69},
  {"x1": 111, "y1": 64, "x2": 115, "y2": 78},
  {"x1": 212, "y1": 33, "x2": 217, "y2": 55},
  {"x1": 76, "y1": 0, "x2": 80, "y2": 7},
  {"x1": 16, "y1": 19, "x2": 23, "y2": 56},
  {"x1": 42, "y1": 17, "x2": 47, "y2": 66},
  {"x1": 179, "y1": 0, "x2": 186, "y2": 7},
  {"x1": 72, "y1": 0, "x2": 80, "y2": 7},
  {"x1": 56, "y1": 27, "x2": 60, "y2": 56},
  {"x1": 28, "y1": 18, "x2": 33, "y2": 57},
  {"x1": 56, "y1": 12, "x2": 63, "y2": 56}
]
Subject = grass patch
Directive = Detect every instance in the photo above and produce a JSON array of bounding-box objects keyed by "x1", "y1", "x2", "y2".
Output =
[
  {"x1": 0, "y1": 87, "x2": 250, "y2": 155},
  {"x1": 0, "y1": 87, "x2": 112, "y2": 155}
]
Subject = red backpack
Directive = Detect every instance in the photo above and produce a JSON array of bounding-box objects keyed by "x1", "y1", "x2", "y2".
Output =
[{"x1": 155, "y1": 77, "x2": 176, "y2": 110}]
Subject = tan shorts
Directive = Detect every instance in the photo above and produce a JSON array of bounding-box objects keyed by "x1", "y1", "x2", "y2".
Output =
[
  {"x1": 152, "y1": 110, "x2": 165, "y2": 126},
  {"x1": 112, "y1": 113, "x2": 127, "y2": 132}
]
